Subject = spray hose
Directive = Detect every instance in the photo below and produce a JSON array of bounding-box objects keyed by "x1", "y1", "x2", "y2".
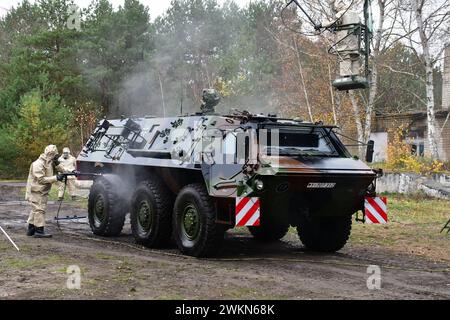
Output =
[
  {"x1": 55, "y1": 181, "x2": 66, "y2": 232},
  {"x1": 55, "y1": 171, "x2": 101, "y2": 232}
]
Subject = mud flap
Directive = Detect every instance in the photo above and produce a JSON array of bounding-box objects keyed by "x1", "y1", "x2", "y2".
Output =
[
  {"x1": 364, "y1": 196, "x2": 388, "y2": 224},
  {"x1": 235, "y1": 197, "x2": 260, "y2": 227}
]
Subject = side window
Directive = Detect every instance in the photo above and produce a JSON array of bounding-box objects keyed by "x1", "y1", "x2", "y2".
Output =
[
  {"x1": 223, "y1": 132, "x2": 237, "y2": 164},
  {"x1": 224, "y1": 132, "x2": 236, "y2": 155}
]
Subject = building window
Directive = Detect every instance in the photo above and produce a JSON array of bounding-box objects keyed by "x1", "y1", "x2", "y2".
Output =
[
  {"x1": 410, "y1": 142, "x2": 424, "y2": 157},
  {"x1": 408, "y1": 128, "x2": 425, "y2": 157}
]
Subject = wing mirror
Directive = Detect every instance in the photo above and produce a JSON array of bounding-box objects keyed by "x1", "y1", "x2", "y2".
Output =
[{"x1": 365, "y1": 140, "x2": 375, "y2": 163}]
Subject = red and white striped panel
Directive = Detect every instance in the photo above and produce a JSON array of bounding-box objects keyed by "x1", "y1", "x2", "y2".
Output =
[
  {"x1": 235, "y1": 197, "x2": 260, "y2": 227},
  {"x1": 364, "y1": 196, "x2": 388, "y2": 224}
]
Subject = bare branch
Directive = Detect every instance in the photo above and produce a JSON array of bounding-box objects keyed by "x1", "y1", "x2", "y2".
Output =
[
  {"x1": 293, "y1": 36, "x2": 313, "y2": 122},
  {"x1": 403, "y1": 88, "x2": 427, "y2": 106},
  {"x1": 441, "y1": 112, "x2": 450, "y2": 131},
  {"x1": 431, "y1": 48, "x2": 450, "y2": 65},
  {"x1": 379, "y1": 63, "x2": 425, "y2": 82},
  {"x1": 426, "y1": 11, "x2": 450, "y2": 42},
  {"x1": 264, "y1": 26, "x2": 322, "y2": 58}
]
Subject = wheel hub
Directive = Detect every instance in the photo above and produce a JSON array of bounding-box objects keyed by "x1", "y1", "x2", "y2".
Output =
[
  {"x1": 93, "y1": 194, "x2": 105, "y2": 226},
  {"x1": 137, "y1": 200, "x2": 152, "y2": 232},
  {"x1": 182, "y1": 204, "x2": 200, "y2": 240}
]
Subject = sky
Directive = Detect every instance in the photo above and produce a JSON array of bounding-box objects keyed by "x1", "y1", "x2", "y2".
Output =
[{"x1": 0, "y1": 0, "x2": 254, "y2": 19}]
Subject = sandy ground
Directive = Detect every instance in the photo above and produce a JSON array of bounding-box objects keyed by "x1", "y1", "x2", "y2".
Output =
[{"x1": 0, "y1": 183, "x2": 449, "y2": 300}]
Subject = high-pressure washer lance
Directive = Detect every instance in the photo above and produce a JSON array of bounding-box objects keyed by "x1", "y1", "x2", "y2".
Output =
[
  {"x1": 58, "y1": 170, "x2": 103, "y2": 182},
  {"x1": 54, "y1": 171, "x2": 102, "y2": 229}
]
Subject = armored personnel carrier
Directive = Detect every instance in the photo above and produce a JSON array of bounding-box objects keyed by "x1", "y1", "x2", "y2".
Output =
[{"x1": 77, "y1": 92, "x2": 379, "y2": 257}]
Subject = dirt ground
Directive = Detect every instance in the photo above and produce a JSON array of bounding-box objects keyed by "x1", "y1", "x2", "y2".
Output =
[{"x1": 0, "y1": 183, "x2": 449, "y2": 300}]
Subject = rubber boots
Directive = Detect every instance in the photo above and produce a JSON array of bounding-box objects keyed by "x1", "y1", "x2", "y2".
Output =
[
  {"x1": 33, "y1": 226, "x2": 52, "y2": 238},
  {"x1": 27, "y1": 224, "x2": 35, "y2": 236}
]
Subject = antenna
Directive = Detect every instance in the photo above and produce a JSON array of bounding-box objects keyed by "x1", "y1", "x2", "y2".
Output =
[
  {"x1": 157, "y1": 71, "x2": 166, "y2": 117},
  {"x1": 180, "y1": 93, "x2": 183, "y2": 116},
  {"x1": 180, "y1": 78, "x2": 184, "y2": 115}
]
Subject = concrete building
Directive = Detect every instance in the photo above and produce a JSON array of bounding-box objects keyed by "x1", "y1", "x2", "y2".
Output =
[{"x1": 443, "y1": 45, "x2": 450, "y2": 111}]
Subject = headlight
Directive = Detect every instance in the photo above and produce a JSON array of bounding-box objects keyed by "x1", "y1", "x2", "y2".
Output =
[{"x1": 254, "y1": 179, "x2": 264, "y2": 191}]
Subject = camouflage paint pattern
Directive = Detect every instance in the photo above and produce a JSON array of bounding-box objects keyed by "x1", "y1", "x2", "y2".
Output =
[{"x1": 78, "y1": 113, "x2": 377, "y2": 217}]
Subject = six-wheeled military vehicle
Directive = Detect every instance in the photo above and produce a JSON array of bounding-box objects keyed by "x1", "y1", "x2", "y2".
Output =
[{"x1": 77, "y1": 98, "x2": 379, "y2": 257}]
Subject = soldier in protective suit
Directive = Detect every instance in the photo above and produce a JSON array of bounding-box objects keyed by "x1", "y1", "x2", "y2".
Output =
[
  {"x1": 57, "y1": 147, "x2": 77, "y2": 201},
  {"x1": 25, "y1": 145, "x2": 64, "y2": 238}
]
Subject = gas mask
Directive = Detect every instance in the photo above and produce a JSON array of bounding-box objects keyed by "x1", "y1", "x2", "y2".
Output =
[{"x1": 62, "y1": 147, "x2": 71, "y2": 159}]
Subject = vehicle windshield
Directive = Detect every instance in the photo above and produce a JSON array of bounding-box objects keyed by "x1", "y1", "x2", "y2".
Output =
[{"x1": 262, "y1": 128, "x2": 339, "y2": 157}]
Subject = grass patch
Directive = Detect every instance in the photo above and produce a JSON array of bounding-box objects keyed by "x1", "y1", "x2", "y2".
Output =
[
  {"x1": 2, "y1": 258, "x2": 36, "y2": 269},
  {"x1": 48, "y1": 185, "x2": 70, "y2": 201},
  {"x1": 0, "y1": 254, "x2": 67, "y2": 270},
  {"x1": 0, "y1": 241, "x2": 10, "y2": 250},
  {"x1": 47, "y1": 185, "x2": 88, "y2": 208},
  {"x1": 55, "y1": 266, "x2": 68, "y2": 273},
  {"x1": 95, "y1": 253, "x2": 116, "y2": 260},
  {"x1": 350, "y1": 193, "x2": 450, "y2": 263}
]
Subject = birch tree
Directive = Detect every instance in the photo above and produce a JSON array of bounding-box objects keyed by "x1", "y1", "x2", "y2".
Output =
[
  {"x1": 397, "y1": 0, "x2": 450, "y2": 159},
  {"x1": 284, "y1": 0, "x2": 399, "y2": 157},
  {"x1": 346, "y1": 0, "x2": 407, "y2": 157}
]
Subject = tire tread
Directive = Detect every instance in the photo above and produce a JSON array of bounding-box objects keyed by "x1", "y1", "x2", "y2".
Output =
[{"x1": 131, "y1": 176, "x2": 173, "y2": 247}]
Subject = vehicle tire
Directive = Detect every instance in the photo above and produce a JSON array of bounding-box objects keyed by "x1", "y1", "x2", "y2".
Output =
[
  {"x1": 88, "y1": 176, "x2": 128, "y2": 236},
  {"x1": 297, "y1": 215, "x2": 352, "y2": 252},
  {"x1": 173, "y1": 183, "x2": 224, "y2": 257},
  {"x1": 248, "y1": 221, "x2": 289, "y2": 242},
  {"x1": 130, "y1": 177, "x2": 173, "y2": 247}
]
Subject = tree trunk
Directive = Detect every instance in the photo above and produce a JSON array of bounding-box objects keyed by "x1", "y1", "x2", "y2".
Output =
[
  {"x1": 412, "y1": 0, "x2": 440, "y2": 159},
  {"x1": 349, "y1": 91, "x2": 365, "y2": 157},
  {"x1": 361, "y1": 0, "x2": 385, "y2": 153},
  {"x1": 327, "y1": 59, "x2": 338, "y2": 125},
  {"x1": 424, "y1": 63, "x2": 440, "y2": 158},
  {"x1": 364, "y1": 62, "x2": 377, "y2": 143}
]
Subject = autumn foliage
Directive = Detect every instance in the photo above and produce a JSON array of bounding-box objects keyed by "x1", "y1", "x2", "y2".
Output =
[{"x1": 385, "y1": 125, "x2": 445, "y2": 173}]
